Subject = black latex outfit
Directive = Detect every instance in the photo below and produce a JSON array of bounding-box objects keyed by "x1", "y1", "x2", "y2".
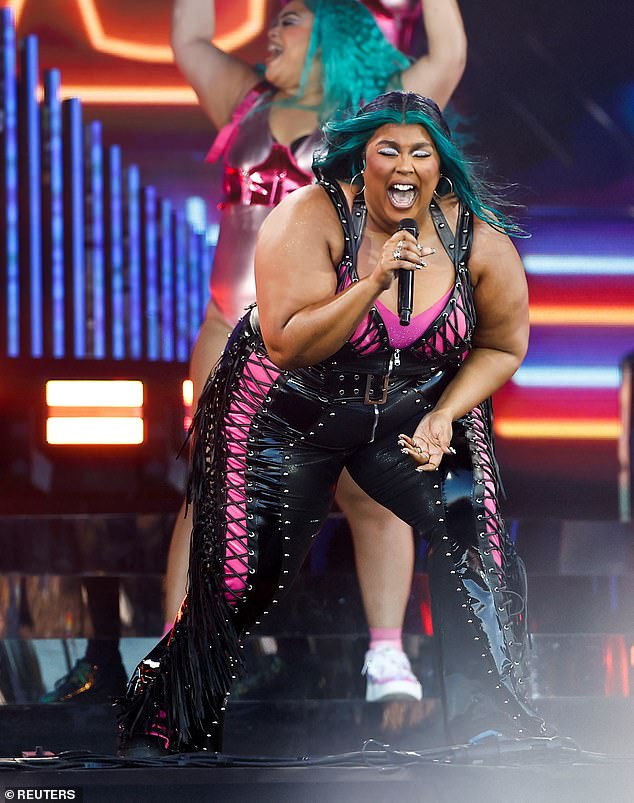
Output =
[{"x1": 118, "y1": 177, "x2": 547, "y2": 753}]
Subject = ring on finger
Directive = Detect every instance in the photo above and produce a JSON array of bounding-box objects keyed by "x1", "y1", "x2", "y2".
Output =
[{"x1": 392, "y1": 248, "x2": 402, "y2": 260}]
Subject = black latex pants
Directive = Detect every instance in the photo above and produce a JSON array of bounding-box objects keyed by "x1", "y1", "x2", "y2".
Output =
[{"x1": 119, "y1": 320, "x2": 546, "y2": 752}]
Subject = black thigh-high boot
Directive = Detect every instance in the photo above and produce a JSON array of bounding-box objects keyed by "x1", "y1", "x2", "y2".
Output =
[
  {"x1": 427, "y1": 531, "x2": 547, "y2": 744},
  {"x1": 427, "y1": 406, "x2": 549, "y2": 744}
]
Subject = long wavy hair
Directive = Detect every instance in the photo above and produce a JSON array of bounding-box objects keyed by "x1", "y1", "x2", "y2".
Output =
[
  {"x1": 296, "y1": 0, "x2": 410, "y2": 121},
  {"x1": 314, "y1": 91, "x2": 523, "y2": 235}
]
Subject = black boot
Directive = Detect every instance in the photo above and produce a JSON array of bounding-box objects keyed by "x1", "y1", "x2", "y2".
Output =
[
  {"x1": 428, "y1": 539, "x2": 549, "y2": 744},
  {"x1": 117, "y1": 631, "x2": 228, "y2": 755}
]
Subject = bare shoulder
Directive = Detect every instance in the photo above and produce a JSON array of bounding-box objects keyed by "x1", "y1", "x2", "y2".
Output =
[
  {"x1": 257, "y1": 184, "x2": 345, "y2": 264},
  {"x1": 468, "y1": 214, "x2": 524, "y2": 285}
]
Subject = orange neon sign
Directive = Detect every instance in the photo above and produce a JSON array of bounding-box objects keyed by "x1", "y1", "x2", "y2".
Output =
[
  {"x1": 5, "y1": 0, "x2": 268, "y2": 104},
  {"x1": 8, "y1": 0, "x2": 267, "y2": 56}
]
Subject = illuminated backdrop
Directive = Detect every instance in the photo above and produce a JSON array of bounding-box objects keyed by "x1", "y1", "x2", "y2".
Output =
[{"x1": 1, "y1": 0, "x2": 633, "y2": 516}]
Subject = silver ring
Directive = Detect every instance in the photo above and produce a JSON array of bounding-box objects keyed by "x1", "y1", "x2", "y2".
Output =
[{"x1": 392, "y1": 248, "x2": 402, "y2": 260}]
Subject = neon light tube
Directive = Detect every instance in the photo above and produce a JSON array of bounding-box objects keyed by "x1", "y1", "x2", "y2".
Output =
[
  {"x1": 495, "y1": 418, "x2": 620, "y2": 440},
  {"x1": 46, "y1": 379, "x2": 144, "y2": 407},
  {"x1": 46, "y1": 417, "x2": 144, "y2": 445},
  {"x1": 524, "y1": 255, "x2": 634, "y2": 276},
  {"x1": 513, "y1": 366, "x2": 621, "y2": 389}
]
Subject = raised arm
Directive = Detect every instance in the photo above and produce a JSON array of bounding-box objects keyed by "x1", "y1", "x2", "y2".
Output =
[
  {"x1": 171, "y1": 0, "x2": 260, "y2": 129},
  {"x1": 255, "y1": 186, "x2": 428, "y2": 370},
  {"x1": 401, "y1": 0, "x2": 467, "y2": 109}
]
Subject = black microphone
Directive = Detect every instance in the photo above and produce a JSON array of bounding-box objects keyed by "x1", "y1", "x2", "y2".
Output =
[{"x1": 397, "y1": 218, "x2": 418, "y2": 326}]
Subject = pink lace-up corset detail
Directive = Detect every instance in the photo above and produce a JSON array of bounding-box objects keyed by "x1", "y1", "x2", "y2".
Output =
[{"x1": 319, "y1": 178, "x2": 476, "y2": 365}]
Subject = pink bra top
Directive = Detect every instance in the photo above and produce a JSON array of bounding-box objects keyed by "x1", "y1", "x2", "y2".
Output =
[
  {"x1": 206, "y1": 82, "x2": 320, "y2": 208},
  {"x1": 316, "y1": 176, "x2": 476, "y2": 365},
  {"x1": 375, "y1": 288, "x2": 454, "y2": 349}
]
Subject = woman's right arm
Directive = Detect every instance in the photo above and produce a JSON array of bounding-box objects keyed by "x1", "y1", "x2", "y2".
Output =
[
  {"x1": 255, "y1": 187, "x2": 426, "y2": 370},
  {"x1": 171, "y1": 0, "x2": 261, "y2": 129}
]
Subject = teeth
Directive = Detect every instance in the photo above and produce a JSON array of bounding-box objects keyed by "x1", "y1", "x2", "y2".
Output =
[{"x1": 387, "y1": 184, "x2": 417, "y2": 209}]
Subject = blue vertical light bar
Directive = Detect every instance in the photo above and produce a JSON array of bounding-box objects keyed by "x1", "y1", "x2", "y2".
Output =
[
  {"x1": 124, "y1": 165, "x2": 141, "y2": 359},
  {"x1": 106, "y1": 145, "x2": 124, "y2": 359},
  {"x1": 187, "y1": 228, "x2": 201, "y2": 348},
  {"x1": 200, "y1": 234, "x2": 212, "y2": 317},
  {"x1": 42, "y1": 69, "x2": 64, "y2": 358},
  {"x1": 172, "y1": 209, "x2": 188, "y2": 362},
  {"x1": 84, "y1": 120, "x2": 105, "y2": 358},
  {"x1": 141, "y1": 185, "x2": 159, "y2": 360},
  {"x1": 18, "y1": 34, "x2": 42, "y2": 356},
  {"x1": 1, "y1": 8, "x2": 19, "y2": 357},
  {"x1": 62, "y1": 98, "x2": 84, "y2": 358},
  {"x1": 159, "y1": 198, "x2": 174, "y2": 361}
]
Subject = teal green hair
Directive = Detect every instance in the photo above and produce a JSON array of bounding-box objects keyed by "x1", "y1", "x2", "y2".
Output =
[
  {"x1": 298, "y1": 0, "x2": 410, "y2": 122},
  {"x1": 314, "y1": 92, "x2": 523, "y2": 236}
]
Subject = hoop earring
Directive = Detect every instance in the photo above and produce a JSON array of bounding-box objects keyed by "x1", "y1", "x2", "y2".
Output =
[
  {"x1": 433, "y1": 174, "x2": 454, "y2": 200},
  {"x1": 349, "y1": 170, "x2": 365, "y2": 196}
]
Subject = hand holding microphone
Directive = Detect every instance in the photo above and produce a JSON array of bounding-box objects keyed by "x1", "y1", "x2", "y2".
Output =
[{"x1": 371, "y1": 224, "x2": 434, "y2": 307}]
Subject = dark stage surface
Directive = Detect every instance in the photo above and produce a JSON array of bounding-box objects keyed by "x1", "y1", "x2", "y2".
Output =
[{"x1": 2, "y1": 515, "x2": 634, "y2": 801}]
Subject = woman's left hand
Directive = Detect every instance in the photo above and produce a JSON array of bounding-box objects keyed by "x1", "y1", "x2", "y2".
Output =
[{"x1": 399, "y1": 410, "x2": 454, "y2": 472}]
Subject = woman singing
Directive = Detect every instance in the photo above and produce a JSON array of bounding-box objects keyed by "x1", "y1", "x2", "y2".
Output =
[{"x1": 119, "y1": 91, "x2": 548, "y2": 755}]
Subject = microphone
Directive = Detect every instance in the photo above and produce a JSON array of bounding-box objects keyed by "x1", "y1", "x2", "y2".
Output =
[{"x1": 397, "y1": 218, "x2": 418, "y2": 326}]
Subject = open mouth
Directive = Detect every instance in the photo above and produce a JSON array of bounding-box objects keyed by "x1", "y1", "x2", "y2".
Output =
[
  {"x1": 266, "y1": 43, "x2": 284, "y2": 63},
  {"x1": 387, "y1": 183, "x2": 418, "y2": 209}
]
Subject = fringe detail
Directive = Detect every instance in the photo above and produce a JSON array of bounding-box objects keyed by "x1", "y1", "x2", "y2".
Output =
[{"x1": 118, "y1": 319, "x2": 254, "y2": 751}]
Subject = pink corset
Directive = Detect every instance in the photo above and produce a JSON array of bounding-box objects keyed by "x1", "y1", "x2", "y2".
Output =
[
  {"x1": 204, "y1": 82, "x2": 321, "y2": 325},
  {"x1": 206, "y1": 82, "x2": 319, "y2": 208}
]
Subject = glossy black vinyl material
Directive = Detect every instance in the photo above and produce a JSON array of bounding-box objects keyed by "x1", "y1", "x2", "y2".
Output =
[
  {"x1": 118, "y1": 317, "x2": 544, "y2": 750},
  {"x1": 118, "y1": 180, "x2": 544, "y2": 750}
]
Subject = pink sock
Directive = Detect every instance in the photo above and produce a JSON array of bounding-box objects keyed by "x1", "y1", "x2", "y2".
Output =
[{"x1": 369, "y1": 627, "x2": 403, "y2": 652}]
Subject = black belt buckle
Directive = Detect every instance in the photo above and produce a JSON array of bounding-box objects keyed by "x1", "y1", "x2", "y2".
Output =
[{"x1": 364, "y1": 373, "x2": 390, "y2": 405}]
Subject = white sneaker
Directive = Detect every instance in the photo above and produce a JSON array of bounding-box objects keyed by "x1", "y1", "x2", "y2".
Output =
[{"x1": 362, "y1": 645, "x2": 423, "y2": 702}]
